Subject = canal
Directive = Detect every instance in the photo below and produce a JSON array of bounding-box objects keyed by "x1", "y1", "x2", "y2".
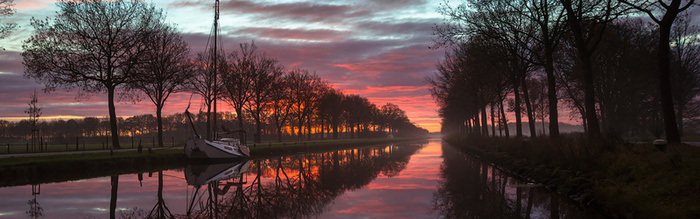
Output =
[{"x1": 0, "y1": 139, "x2": 598, "y2": 218}]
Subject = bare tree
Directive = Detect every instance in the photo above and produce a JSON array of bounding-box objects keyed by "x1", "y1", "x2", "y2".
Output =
[
  {"x1": 222, "y1": 42, "x2": 257, "y2": 140},
  {"x1": 25, "y1": 89, "x2": 42, "y2": 131},
  {"x1": 22, "y1": 0, "x2": 163, "y2": 149},
  {"x1": 133, "y1": 24, "x2": 193, "y2": 147},
  {"x1": 318, "y1": 89, "x2": 344, "y2": 139},
  {"x1": 559, "y1": 0, "x2": 626, "y2": 140},
  {"x1": 618, "y1": 0, "x2": 696, "y2": 144},
  {"x1": 270, "y1": 71, "x2": 294, "y2": 142},
  {"x1": 244, "y1": 50, "x2": 284, "y2": 143},
  {"x1": 670, "y1": 14, "x2": 700, "y2": 137},
  {"x1": 189, "y1": 52, "x2": 224, "y2": 140}
]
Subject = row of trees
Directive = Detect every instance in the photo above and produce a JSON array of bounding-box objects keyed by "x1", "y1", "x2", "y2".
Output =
[
  {"x1": 18, "y1": 0, "x2": 426, "y2": 147},
  {"x1": 429, "y1": 0, "x2": 699, "y2": 143},
  {"x1": 1, "y1": 98, "x2": 425, "y2": 143}
]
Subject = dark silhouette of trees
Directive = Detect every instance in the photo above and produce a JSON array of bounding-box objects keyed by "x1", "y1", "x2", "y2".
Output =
[
  {"x1": 559, "y1": 0, "x2": 627, "y2": 140},
  {"x1": 244, "y1": 50, "x2": 284, "y2": 143},
  {"x1": 287, "y1": 69, "x2": 322, "y2": 141},
  {"x1": 188, "y1": 52, "x2": 224, "y2": 140},
  {"x1": 669, "y1": 14, "x2": 700, "y2": 137},
  {"x1": 318, "y1": 89, "x2": 345, "y2": 139},
  {"x1": 222, "y1": 42, "x2": 256, "y2": 139},
  {"x1": 618, "y1": 0, "x2": 697, "y2": 144},
  {"x1": 133, "y1": 24, "x2": 193, "y2": 147},
  {"x1": 269, "y1": 71, "x2": 294, "y2": 142},
  {"x1": 429, "y1": 0, "x2": 700, "y2": 142},
  {"x1": 22, "y1": 0, "x2": 164, "y2": 149}
]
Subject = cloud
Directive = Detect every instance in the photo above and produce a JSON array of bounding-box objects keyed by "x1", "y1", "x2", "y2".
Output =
[{"x1": 235, "y1": 27, "x2": 350, "y2": 42}]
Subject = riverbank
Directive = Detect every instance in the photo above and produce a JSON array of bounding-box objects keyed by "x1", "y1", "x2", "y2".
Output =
[
  {"x1": 444, "y1": 134, "x2": 700, "y2": 218},
  {"x1": 0, "y1": 137, "x2": 426, "y2": 187}
]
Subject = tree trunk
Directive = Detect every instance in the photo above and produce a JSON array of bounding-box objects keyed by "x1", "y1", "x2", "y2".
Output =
[
  {"x1": 277, "y1": 126, "x2": 283, "y2": 142},
  {"x1": 513, "y1": 81, "x2": 523, "y2": 138},
  {"x1": 658, "y1": 19, "x2": 682, "y2": 144},
  {"x1": 473, "y1": 113, "x2": 481, "y2": 135},
  {"x1": 156, "y1": 105, "x2": 163, "y2": 147},
  {"x1": 236, "y1": 108, "x2": 245, "y2": 142},
  {"x1": 545, "y1": 45, "x2": 560, "y2": 138},
  {"x1": 107, "y1": 86, "x2": 121, "y2": 149},
  {"x1": 521, "y1": 76, "x2": 537, "y2": 137},
  {"x1": 500, "y1": 98, "x2": 510, "y2": 138},
  {"x1": 307, "y1": 115, "x2": 312, "y2": 140},
  {"x1": 206, "y1": 102, "x2": 211, "y2": 140},
  {"x1": 332, "y1": 121, "x2": 338, "y2": 139},
  {"x1": 490, "y1": 104, "x2": 496, "y2": 136},
  {"x1": 481, "y1": 106, "x2": 488, "y2": 136},
  {"x1": 677, "y1": 104, "x2": 684, "y2": 137}
]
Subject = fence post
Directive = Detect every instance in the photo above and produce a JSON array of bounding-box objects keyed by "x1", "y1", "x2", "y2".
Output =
[
  {"x1": 7, "y1": 143, "x2": 9, "y2": 154},
  {"x1": 26, "y1": 142, "x2": 28, "y2": 153},
  {"x1": 76, "y1": 136, "x2": 79, "y2": 151}
]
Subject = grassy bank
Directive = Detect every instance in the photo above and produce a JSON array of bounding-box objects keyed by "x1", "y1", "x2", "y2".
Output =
[
  {"x1": 0, "y1": 137, "x2": 425, "y2": 187},
  {"x1": 445, "y1": 134, "x2": 700, "y2": 218}
]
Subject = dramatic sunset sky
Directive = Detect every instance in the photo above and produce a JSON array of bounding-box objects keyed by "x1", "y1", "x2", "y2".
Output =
[{"x1": 0, "y1": 0, "x2": 449, "y2": 132}]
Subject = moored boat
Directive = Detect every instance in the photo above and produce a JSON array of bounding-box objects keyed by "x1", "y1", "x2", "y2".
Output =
[{"x1": 184, "y1": 108, "x2": 250, "y2": 160}]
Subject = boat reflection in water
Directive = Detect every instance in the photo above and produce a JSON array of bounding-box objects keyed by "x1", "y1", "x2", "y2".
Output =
[{"x1": 182, "y1": 143, "x2": 424, "y2": 218}]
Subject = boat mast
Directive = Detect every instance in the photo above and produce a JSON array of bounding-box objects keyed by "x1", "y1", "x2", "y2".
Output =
[{"x1": 212, "y1": 0, "x2": 219, "y2": 140}]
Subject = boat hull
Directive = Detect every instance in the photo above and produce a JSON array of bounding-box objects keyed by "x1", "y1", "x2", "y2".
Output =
[{"x1": 185, "y1": 139, "x2": 250, "y2": 160}]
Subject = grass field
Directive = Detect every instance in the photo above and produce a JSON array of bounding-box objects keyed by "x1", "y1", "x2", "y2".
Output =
[{"x1": 445, "y1": 134, "x2": 700, "y2": 218}]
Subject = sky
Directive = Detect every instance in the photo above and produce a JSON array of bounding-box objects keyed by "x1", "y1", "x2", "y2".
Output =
[{"x1": 0, "y1": 0, "x2": 449, "y2": 132}]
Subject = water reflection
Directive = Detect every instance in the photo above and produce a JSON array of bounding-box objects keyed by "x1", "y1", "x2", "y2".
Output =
[
  {"x1": 183, "y1": 144, "x2": 424, "y2": 218},
  {"x1": 0, "y1": 140, "x2": 599, "y2": 218},
  {"x1": 431, "y1": 144, "x2": 595, "y2": 219}
]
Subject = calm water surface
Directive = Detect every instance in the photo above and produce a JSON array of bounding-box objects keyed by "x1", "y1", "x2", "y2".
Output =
[{"x1": 0, "y1": 139, "x2": 597, "y2": 218}]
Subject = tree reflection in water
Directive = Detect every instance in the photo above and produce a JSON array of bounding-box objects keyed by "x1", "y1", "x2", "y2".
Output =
[
  {"x1": 184, "y1": 143, "x2": 423, "y2": 218},
  {"x1": 431, "y1": 144, "x2": 593, "y2": 219}
]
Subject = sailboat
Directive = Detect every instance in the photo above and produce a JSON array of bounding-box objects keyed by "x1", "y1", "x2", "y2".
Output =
[
  {"x1": 185, "y1": 108, "x2": 250, "y2": 160},
  {"x1": 184, "y1": 0, "x2": 250, "y2": 160}
]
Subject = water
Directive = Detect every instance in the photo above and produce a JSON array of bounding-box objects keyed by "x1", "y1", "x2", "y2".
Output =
[{"x1": 0, "y1": 139, "x2": 597, "y2": 218}]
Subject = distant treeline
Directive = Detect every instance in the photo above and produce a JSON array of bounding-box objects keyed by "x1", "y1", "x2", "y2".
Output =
[
  {"x1": 1, "y1": 99, "x2": 427, "y2": 143},
  {"x1": 428, "y1": 0, "x2": 700, "y2": 141}
]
